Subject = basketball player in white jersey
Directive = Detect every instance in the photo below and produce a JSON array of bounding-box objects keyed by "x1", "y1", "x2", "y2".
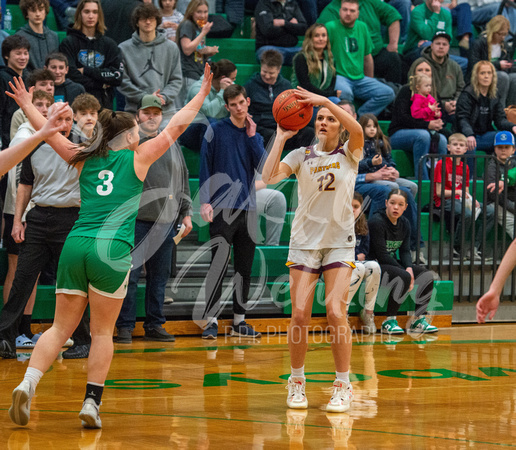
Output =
[{"x1": 262, "y1": 87, "x2": 363, "y2": 413}]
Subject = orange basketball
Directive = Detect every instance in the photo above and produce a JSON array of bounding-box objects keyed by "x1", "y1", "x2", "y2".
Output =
[{"x1": 272, "y1": 89, "x2": 313, "y2": 131}]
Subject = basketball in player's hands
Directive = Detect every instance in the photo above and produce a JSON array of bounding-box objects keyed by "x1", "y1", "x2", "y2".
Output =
[{"x1": 272, "y1": 89, "x2": 313, "y2": 131}]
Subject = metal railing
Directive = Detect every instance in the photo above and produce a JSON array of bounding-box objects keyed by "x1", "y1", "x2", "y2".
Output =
[{"x1": 416, "y1": 153, "x2": 516, "y2": 303}]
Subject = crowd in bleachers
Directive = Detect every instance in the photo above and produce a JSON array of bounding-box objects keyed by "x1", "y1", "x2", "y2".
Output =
[
  {"x1": 1, "y1": 0, "x2": 516, "y2": 350},
  {"x1": 3, "y1": 0, "x2": 516, "y2": 170}
]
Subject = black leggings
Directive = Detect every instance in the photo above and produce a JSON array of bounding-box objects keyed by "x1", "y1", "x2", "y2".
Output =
[{"x1": 379, "y1": 264, "x2": 434, "y2": 317}]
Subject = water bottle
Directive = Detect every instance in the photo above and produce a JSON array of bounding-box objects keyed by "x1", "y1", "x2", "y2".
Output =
[{"x1": 4, "y1": 8, "x2": 12, "y2": 31}]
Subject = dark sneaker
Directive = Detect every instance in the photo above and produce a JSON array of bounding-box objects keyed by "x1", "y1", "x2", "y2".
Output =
[
  {"x1": 230, "y1": 321, "x2": 261, "y2": 338},
  {"x1": 117, "y1": 328, "x2": 133, "y2": 344},
  {"x1": 202, "y1": 323, "x2": 218, "y2": 340},
  {"x1": 144, "y1": 326, "x2": 175, "y2": 342},
  {"x1": 0, "y1": 339, "x2": 17, "y2": 359},
  {"x1": 62, "y1": 344, "x2": 90, "y2": 359}
]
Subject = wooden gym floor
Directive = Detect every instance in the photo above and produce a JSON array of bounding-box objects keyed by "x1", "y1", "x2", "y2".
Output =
[{"x1": 1, "y1": 323, "x2": 516, "y2": 449}]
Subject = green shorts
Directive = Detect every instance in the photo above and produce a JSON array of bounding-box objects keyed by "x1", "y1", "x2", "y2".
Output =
[{"x1": 56, "y1": 236, "x2": 132, "y2": 299}]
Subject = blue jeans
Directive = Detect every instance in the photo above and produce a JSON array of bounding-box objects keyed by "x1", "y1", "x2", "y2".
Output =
[
  {"x1": 116, "y1": 220, "x2": 176, "y2": 331},
  {"x1": 472, "y1": 3, "x2": 500, "y2": 26},
  {"x1": 335, "y1": 75, "x2": 395, "y2": 117},
  {"x1": 389, "y1": 0, "x2": 411, "y2": 42},
  {"x1": 256, "y1": 46, "x2": 301, "y2": 66},
  {"x1": 355, "y1": 182, "x2": 422, "y2": 250},
  {"x1": 299, "y1": 0, "x2": 318, "y2": 25},
  {"x1": 448, "y1": 3, "x2": 472, "y2": 39},
  {"x1": 389, "y1": 128, "x2": 448, "y2": 180}
]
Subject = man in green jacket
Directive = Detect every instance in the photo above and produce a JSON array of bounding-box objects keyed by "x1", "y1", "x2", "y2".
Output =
[
  {"x1": 403, "y1": 0, "x2": 467, "y2": 75},
  {"x1": 319, "y1": 0, "x2": 404, "y2": 84}
]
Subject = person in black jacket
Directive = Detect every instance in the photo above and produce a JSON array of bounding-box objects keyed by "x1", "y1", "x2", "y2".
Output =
[
  {"x1": 457, "y1": 60, "x2": 516, "y2": 163},
  {"x1": 367, "y1": 189, "x2": 438, "y2": 335},
  {"x1": 59, "y1": 0, "x2": 124, "y2": 109},
  {"x1": 388, "y1": 58, "x2": 448, "y2": 180},
  {"x1": 291, "y1": 23, "x2": 340, "y2": 102},
  {"x1": 45, "y1": 52, "x2": 86, "y2": 104},
  {"x1": 468, "y1": 15, "x2": 516, "y2": 107},
  {"x1": 245, "y1": 49, "x2": 314, "y2": 149},
  {"x1": 254, "y1": 0, "x2": 307, "y2": 65},
  {"x1": 0, "y1": 35, "x2": 30, "y2": 150}
]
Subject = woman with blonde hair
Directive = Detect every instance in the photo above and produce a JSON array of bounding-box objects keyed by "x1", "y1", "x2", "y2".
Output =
[
  {"x1": 457, "y1": 61, "x2": 516, "y2": 160},
  {"x1": 291, "y1": 23, "x2": 341, "y2": 103},
  {"x1": 263, "y1": 88, "x2": 363, "y2": 413},
  {"x1": 469, "y1": 15, "x2": 516, "y2": 107}
]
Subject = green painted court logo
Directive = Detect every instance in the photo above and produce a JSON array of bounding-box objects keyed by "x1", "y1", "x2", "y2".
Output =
[
  {"x1": 105, "y1": 367, "x2": 516, "y2": 389},
  {"x1": 105, "y1": 379, "x2": 181, "y2": 389}
]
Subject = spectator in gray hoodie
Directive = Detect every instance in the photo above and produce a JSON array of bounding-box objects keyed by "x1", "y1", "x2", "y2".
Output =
[
  {"x1": 118, "y1": 3, "x2": 183, "y2": 118},
  {"x1": 16, "y1": 0, "x2": 60, "y2": 71}
]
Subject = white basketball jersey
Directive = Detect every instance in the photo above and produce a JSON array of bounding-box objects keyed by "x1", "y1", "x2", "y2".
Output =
[{"x1": 282, "y1": 141, "x2": 360, "y2": 250}]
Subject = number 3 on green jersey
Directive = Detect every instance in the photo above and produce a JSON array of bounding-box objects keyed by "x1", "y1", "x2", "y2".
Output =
[{"x1": 97, "y1": 170, "x2": 114, "y2": 196}]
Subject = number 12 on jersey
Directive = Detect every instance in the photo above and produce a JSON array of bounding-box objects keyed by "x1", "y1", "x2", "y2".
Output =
[{"x1": 317, "y1": 172, "x2": 335, "y2": 191}]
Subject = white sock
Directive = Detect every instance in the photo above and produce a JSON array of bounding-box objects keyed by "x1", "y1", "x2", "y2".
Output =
[
  {"x1": 24, "y1": 367, "x2": 44, "y2": 392},
  {"x1": 291, "y1": 366, "x2": 305, "y2": 379},
  {"x1": 387, "y1": 316, "x2": 396, "y2": 321},
  {"x1": 233, "y1": 314, "x2": 245, "y2": 326},
  {"x1": 206, "y1": 317, "x2": 218, "y2": 326},
  {"x1": 336, "y1": 371, "x2": 350, "y2": 384}
]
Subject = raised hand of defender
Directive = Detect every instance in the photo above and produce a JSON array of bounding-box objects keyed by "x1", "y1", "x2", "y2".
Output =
[
  {"x1": 294, "y1": 86, "x2": 327, "y2": 107},
  {"x1": 476, "y1": 290, "x2": 500, "y2": 323},
  {"x1": 199, "y1": 63, "x2": 214, "y2": 98},
  {"x1": 39, "y1": 102, "x2": 73, "y2": 139},
  {"x1": 6, "y1": 77, "x2": 33, "y2": 109}
]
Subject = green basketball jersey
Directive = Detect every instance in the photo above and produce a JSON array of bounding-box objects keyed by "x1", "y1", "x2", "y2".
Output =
[{"x1": 67, "y1": 149, "x2": 144, "y2": 247}]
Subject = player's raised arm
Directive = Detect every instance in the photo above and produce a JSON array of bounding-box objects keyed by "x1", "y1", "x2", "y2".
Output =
[
  {"x1": 6, "y1": 78, "x2": 78, "y2": 163},
  {"x1": 477, "y1": 238, "x2": 516, "y2": 322},
  {"x1": 262, "y1": 125, "x2": 296, "y2": 184},
  {"x1": 0, "y1": 103, "x2": 73, "y2": 177},
  {"x1": 136, "y1": 63, "x2": 213, "y2": 168}
]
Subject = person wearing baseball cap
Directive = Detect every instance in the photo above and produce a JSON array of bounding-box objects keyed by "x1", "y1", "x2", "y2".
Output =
[
  {"x1": 137, "y1": 94, "x2": 163, "y2": 111},
  {"x1": 419, "y1": 28, "x2": 465, "y2": 127},
  {"x1": 116, "y1": 93, "x2": 193, "y2": 344},
  {"x1": 432, "y1": 31, "x2": 451, "y2": 42},
  {"x1": 485, "y1": 130, "x2": 516, "y2": 239}
]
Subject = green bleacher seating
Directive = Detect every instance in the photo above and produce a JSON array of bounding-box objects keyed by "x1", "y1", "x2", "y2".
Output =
[
  {"x1": 5, "y1": 4, "x2": 25, "y2": 31},
  {"x1": 251, "y1": 246, "x2": 453, "y2": 314},
  {"x1": 378, "y1": 120, "x2": 390, "y2": 136},
  {"x1": 0, "y1": 285, "x2": 147, "y2": 320},
  {"x1": 276, "y1": 279, "x2": 454, "y2": 314},
  {"x1": 182, "y1": 146, "x2": 200, "y2": 178},
  {"x1": 391, "y1": 149, "x2": 414, "y2": 178},
  {"x1": 46, "y1": 7, "x2": 58, "y2": 31},
  {"x1": 208, "y1": 38, "x2": 257, "y2": 64}
]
